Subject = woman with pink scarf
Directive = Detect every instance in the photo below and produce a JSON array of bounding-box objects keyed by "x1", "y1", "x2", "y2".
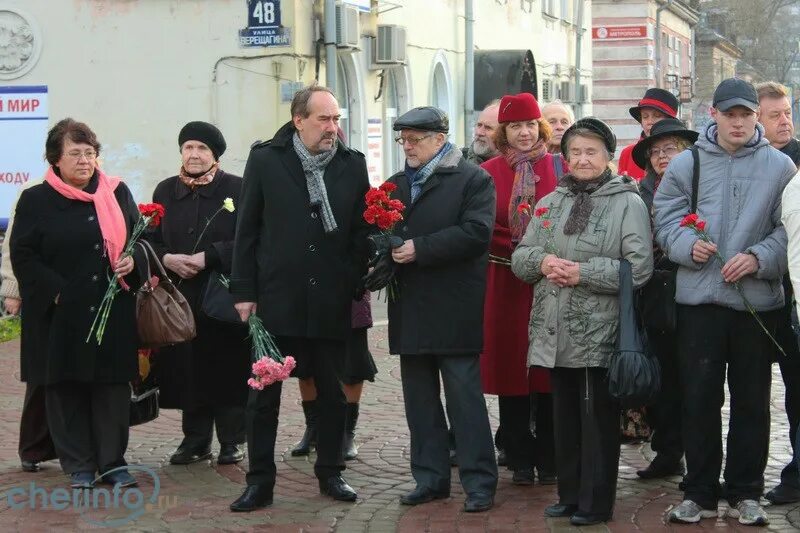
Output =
[
  {"x1": 10, "y1": 119, "x2": 143, "y2": 490},
  {"x1": 480, "y1": 93, "x2": 565, "y2": 485}
]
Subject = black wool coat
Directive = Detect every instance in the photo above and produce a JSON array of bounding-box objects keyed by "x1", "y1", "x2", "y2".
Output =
[
  {"x1": 11, "y1": 174, "x2": 142, "y2": 386},
  {"x1": 231, "y1": 122, "x2": 370, "y2": 341},
  {"x1": 386, "y1": 148, "x2": 496, "y2": 355},
  {"x1": 146, "y1": 170, "x2": 250, "y2": 410}
]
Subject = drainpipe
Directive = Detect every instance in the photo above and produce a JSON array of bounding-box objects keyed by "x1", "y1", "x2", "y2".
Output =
[
  {"x1": 465, "y1": 0, "x2": 475, "y2": 143},
  {"x1": 324, "y1": 0, "x2": 337, "y2": 91},
  {"x1": 655, "y1": 0, "x2": 675, "y2": 88},
  {"x1": 574, "y1": 0, "x2": 585, "y2": 119}
]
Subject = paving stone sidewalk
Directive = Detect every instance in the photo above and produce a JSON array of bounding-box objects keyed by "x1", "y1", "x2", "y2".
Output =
[{"x1": 0, "y1": 327, "x2": 798, "y2": 531}]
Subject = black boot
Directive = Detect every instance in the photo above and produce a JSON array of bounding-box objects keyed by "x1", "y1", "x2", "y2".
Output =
[
  {"x1": 343, "y1": 402, "x2": 359, "y2": 461},
  {"x1": 291, "y1": 400, "x2": 317, "y2": 456}
]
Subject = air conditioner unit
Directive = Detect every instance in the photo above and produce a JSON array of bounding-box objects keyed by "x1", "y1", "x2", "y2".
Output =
[
  {"x1": 335, "y1": 4, "x2": 360, "y2": 49},
  {"x1": 559, "y1": 81, "x2": 574, "y2": 102},
  {"x1": 375, "y1": 25, "x2": 406, "y2": 64},
  {"x1": 580, "y1": 84, "x2": 589, "y2": 103},
  {"x1": 542, "y1": 79, "x2": 553, "y2": 101}
]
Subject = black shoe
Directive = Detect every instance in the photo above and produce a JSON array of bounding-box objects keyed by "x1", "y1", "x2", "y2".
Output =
[
  {"x1": 99, "y1": 469, "x2": 138, "y2": 488},
  {"x1": 512, "y1": 468, "x2": 535, "y2": 485},
  {"x1": 217, "y1": 444, "x2": 245, "y2": 465},
  {"x1": 318, "y1": 475, "x2": 357, "y2": 501},
  {"x1": 570, "y1": 511, "x2": 612, "y2": 526},
  {"x1": 765, "y1": 483, "x2": 800, "y2": 504},
  {"x1": 497, "y1": 449, "x2": 507, "y2": 467},
  {"x1": 230, "y1": 485, "x2": 273, "y2": 512},
  {"x1": 544, "y1": 503, "x2": 578, "y2": 517},
  {"x1": 636, "y1": 458, "x2": 685, "y2": 479},
  {"x1": 169, "y1": 446, "x2": 212, "y2": 465},
  {"x1": 537, "y1": 469, "x2": 557, "y2": 485},
  {"x1": 70, "y1": 471, "x2": 95, "y2": 489},
  {"x1": 291, "y1": 400, "x2": 317, "y2": 456},
  {"x1": 464, "y1": 492, "x2": 494, "y2": 512},
  {"x1": 343, "y1": 402, "x2": 359, "y2": 461},
  {"x1": 400, "y1": 486, "x2": 450, "y2": 505},
  {"x1": 21, "y1": 460, "x2": 40, "y2": 473}
]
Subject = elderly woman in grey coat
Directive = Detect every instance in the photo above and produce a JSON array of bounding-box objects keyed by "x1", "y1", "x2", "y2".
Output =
[{"x1": 511, "y1": 118, "x2": 653, "y2": 526}]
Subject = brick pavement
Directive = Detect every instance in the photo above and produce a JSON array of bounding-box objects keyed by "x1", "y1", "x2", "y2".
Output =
[{"x1": 0, "y1": 327, "x2": 798, "y2": 531}]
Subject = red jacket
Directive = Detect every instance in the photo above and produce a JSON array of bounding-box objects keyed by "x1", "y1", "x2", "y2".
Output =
[
  {"x1": 478, "y1": 154, "x2": 562, "y2": 395},
  {"x1": 618, "y1": 141, "x2": 646, "y2": 180}
]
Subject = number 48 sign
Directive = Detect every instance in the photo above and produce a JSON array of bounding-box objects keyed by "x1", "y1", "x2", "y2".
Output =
[{"x1": 248, "y1": 0, "x2": 282, "y2": 28}]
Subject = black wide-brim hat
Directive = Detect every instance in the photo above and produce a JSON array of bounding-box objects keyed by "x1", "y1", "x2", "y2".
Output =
[
  {"x1": 629, "y1": 88, "x2": 680, "y2": 123},
  {"x1": 632, "y1": 118, "x2": 698, "y2": 169}
]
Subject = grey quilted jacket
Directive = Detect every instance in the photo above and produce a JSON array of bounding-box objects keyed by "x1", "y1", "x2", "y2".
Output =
[{"x1": 511, "y1": 174, "x2": 653, "y2": 369}]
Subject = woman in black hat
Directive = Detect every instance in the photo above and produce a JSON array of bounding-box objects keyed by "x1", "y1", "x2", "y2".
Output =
[
  {"x1": 631, "y1": 118, "x2": 698, "y2": 480},
  {"x1": 146, "y1": 121, "x2": 251, "y2": 466}
]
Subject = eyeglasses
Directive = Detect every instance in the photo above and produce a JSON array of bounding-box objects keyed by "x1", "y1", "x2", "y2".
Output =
[
  {"x1": 647, "y1": 145, "x2": 680, "y2": 158},
  {"x1": 394, "y1": 134, "x2": 432, "y2": 146},
  {"x1": 65, "y1": 150, "x2": 98, "y2": 161}
]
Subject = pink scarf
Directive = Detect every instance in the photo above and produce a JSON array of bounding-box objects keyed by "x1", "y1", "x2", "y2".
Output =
[
  {"x1": 503, "y1": 139, "x2": 547, "y2": 245},
  {"x1": 44, "y1": 166, "x2": 129, "y2": 288}
]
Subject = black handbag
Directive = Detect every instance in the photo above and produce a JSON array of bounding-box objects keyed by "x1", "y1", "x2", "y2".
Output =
[
  {"x1": 201, "y1": 270, "x2": 242, "y2": 324},
  {"x1": 608, "y1": 259, "x2": 662, "y2": 408},
  {"x1": 638, "y1": 145, "x2": 700, "y2": 332},
  {"x1": 129, "y1": 384, "x2": 159, "y2": 426}
]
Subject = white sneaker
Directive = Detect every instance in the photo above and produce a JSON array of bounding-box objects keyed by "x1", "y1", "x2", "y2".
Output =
[
  {"x1": 668, "y1": 500, "x2": 718, "y2": 523},
  {"x1": 728, "y1": 499, "x2": 769, "y2": 526}
]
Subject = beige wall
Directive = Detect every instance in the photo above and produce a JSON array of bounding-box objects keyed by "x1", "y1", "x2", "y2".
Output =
[{"x1": 3, "y1": 0, "x2": 591, "y2": 198}]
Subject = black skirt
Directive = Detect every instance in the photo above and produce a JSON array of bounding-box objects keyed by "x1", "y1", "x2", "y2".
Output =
[{"x1": 292, "y1": 327, "x2": 377, "y2": 384}]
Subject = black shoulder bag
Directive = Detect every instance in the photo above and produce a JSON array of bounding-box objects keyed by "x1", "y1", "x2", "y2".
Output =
[
  {"x1": 608, "y1": 259, "x2": 662, "y2": 408},
  {"x1": 638, "y1": 146, "x2": 699, "y2": 332}
]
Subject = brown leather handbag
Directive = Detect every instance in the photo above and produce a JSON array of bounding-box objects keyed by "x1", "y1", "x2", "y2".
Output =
[{"x1": 136, "y1": 240, "x2": 196, "y2": 347}]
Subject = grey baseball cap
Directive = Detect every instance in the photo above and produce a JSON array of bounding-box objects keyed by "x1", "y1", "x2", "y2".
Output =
[{"x1": 713, "y1": 78, "x2": 759, "y2": 112}]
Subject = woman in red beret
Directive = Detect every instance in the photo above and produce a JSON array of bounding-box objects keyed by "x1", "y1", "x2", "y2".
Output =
[{"x1": 480, "y1": 93, "x2": 566, "y2": 485}]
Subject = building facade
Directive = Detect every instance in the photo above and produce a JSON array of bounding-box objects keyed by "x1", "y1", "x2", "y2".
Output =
[
  {"x1": 0, "y1": 0, "x2": 591, "y2": 212},
  {"x1": 592, "y1": 0, "x2": 698, "y2": 157},
  {"x1": 692, "y1": 21, "x2": 742, "y2": 129}
]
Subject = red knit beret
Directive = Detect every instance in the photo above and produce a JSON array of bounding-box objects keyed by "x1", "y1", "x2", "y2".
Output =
[{"x1": 498, "y1": 92, "x2": 541, "y2": 123}]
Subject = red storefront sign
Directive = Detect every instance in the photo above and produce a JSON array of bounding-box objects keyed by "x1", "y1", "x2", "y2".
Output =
[{"x1": 592, "y1": 25, "x2": 648, "y2": 40}]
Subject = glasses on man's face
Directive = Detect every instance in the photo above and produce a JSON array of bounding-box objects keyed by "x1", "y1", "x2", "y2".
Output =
[
  {"x1": 394, "y1": 134, "x2": 432, "y2": 146},
  {"x1": 66, "y1": 150, "x2": 98, "y2": 161},
  {"x1": 647, "y1": 145, "x2": 679, "y2": 159}
]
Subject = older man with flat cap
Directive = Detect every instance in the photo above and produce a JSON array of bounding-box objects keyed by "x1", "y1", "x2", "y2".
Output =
[{"x1": 364, "y1": 106, "x2": 498, "y2": 512}]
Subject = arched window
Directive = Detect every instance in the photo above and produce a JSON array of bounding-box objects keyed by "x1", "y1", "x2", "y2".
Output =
[
  {"x1": 429, "y1": 51, "x2": 454, "y2": 141},
  {"x1": 334, "y1": 53, "x2": 365, "y2": 152},
  {"x1": 382, "y1": 66, "x2": 412, "y2": 178}
]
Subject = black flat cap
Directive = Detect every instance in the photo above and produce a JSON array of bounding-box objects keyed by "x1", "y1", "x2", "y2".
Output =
[
  {"x1": 393, "y1": 106, "x2": 449, "y2": 133},
  {"x1": 561, "y1": 117, "x2": 617, "y2": 156},
  {"x1": 179, "y1": 121, "x2": 227, "y2": 160}
]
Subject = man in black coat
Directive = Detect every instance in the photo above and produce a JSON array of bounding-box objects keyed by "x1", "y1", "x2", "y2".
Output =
[
  {"x1": 366, "y1": 106, "x2": 498, "y2": 512},
  {"x1": 229, "y1": 86, "x2": 370, "y2": 511}
]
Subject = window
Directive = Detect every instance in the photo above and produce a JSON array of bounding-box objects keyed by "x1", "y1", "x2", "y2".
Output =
[
  {"x1": 560, "y1": 0, "x2": 570, "y2": 21},
  {"x1": 429, "y1": 51, "x2": 454, "y2": 140}
]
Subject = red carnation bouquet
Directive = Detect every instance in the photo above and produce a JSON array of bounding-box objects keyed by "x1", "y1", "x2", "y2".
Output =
[
  {"x1": 528, "y1": 205, "x2": 557, "y2": 254},
  {"x1": 363, "y1": 181, "x2": 405, "y2": 300},
  {"x1": 680, "y1": 213, "x2": 785, "y2": 356},
  {"x1": 87, "y1": 203, "x2": 166, "y2": 344}
]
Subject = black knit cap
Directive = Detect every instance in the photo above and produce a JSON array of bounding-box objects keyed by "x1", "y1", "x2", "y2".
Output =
[
  {"x1": 560, "y1": 117, "x2": 617, "y2": 156},
  {"x1": 178, "y1": 121, "x2": 227, "y2": 160}
]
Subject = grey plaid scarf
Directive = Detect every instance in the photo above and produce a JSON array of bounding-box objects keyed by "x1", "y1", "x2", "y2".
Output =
[{"x1": 293, "y1": 132, "x2": 338, "y2": 233}]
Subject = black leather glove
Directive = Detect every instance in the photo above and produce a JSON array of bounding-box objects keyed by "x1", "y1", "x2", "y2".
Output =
[{"x1": 362, "y1": 253, "x2": 396, "y2": 292}]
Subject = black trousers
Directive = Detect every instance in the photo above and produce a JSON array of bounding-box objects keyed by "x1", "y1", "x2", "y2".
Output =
[
  {"x1": 181, "y1": 406, "x2": 246, "y2": 450},
  {"x1": 677, "y1": 304, "x2": 776, "y2": 508},
  {"x1": 19, "y1": 383, "x2": 56, "y2": 463},
  {"x1": 645, "y1": 327, "x2": 684, "y2": 465},
  {"x1": 45, "y1": 382, "x2": 130, "y2": 474},
  {"x1": 498, "y1": 395, "x2": 534, "y2": 470},
  {"x1": 532, "y1": 392, "x2": 556, "y2": 474},
  {"x1": 775, "y1": 295, "x2": 800, "y2": 489},
  {"x1": 245, "y1": 337, "x2": 346, "y2": 487},
  {"x1": 400, "y1": 354, "x2": 497, "y2": 496},
  {"x1": 552, "y1": 367, "x2": 620, "y2": 516}
]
